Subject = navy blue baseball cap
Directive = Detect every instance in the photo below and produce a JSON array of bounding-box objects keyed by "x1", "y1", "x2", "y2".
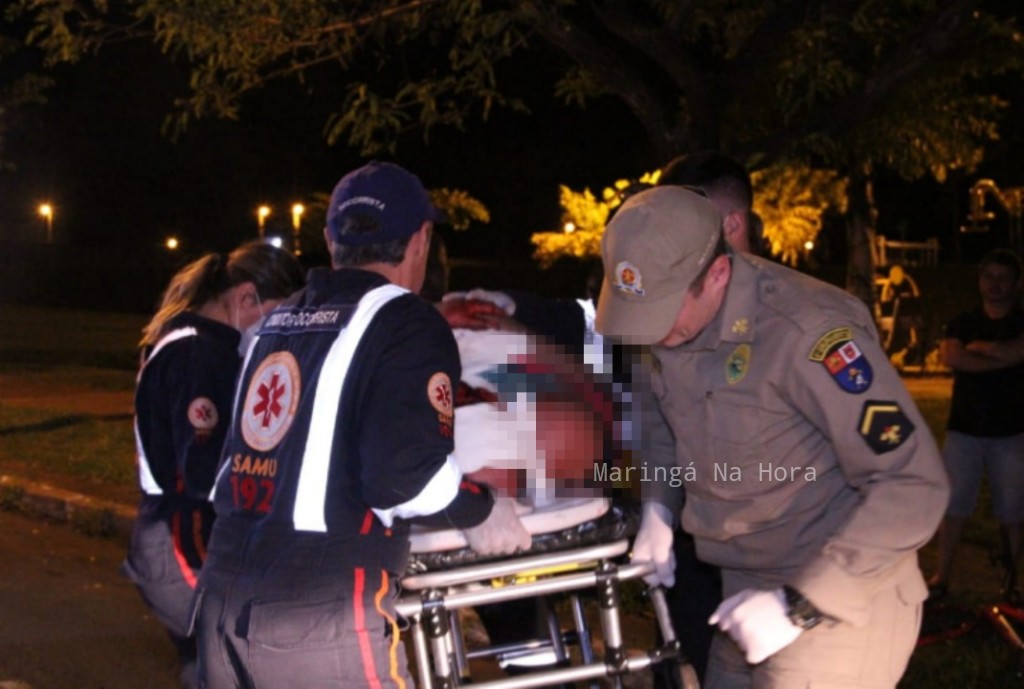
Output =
[{"x1": 326, "y1": 161, "x2": 441, "y2": 246}]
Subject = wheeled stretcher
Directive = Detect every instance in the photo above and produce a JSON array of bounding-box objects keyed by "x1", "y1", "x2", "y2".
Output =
[{"x1": 398, "y1": 497, "x2": 700, "y2": 689}]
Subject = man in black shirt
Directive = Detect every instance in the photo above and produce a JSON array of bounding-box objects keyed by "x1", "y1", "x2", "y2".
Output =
[{"x1": 930, "y1": 248, "x2": 1024, "y2": 598}]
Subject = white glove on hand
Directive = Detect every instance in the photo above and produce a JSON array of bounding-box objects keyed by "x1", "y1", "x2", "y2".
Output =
[
  {"x1": 709, "y1": 588, "x2": 803, "y2": 664},
  {"x1": 462, "y1": 497, "x2": 531, "y2": 556},
  {"x1": 631, "y1": 502, "x2": 676, "y2": 587},
  {"x1": 464, "y1": 289, "x2": 517, "y2": 316}
]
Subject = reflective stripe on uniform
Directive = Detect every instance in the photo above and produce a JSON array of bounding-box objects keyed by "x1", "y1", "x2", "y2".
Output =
[
  {"x1": 354, "y1": 567, "x2": 383, "y2": 689},
  {"x1": 293, "y1": 284, "x2": 407, "y2": 532},
  {"x1": 136, "y1": 326, "x2": 198, "y2": 496},
  {"x1": 371, "y1": 454, "x2": 462, "y2": 528}
]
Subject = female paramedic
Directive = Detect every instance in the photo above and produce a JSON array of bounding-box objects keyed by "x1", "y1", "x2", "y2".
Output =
[{"x1": 124, "y1": 240, "x2": 305, "y2": 688}]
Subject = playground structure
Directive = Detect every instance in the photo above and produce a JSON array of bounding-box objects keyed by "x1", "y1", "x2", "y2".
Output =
[{"x1": 963, "y1": 178, "x2": 1024, "y2": 255}]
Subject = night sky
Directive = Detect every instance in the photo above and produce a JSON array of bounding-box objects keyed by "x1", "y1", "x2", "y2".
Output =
[{"x1": 0, "y1": 37, "x2": 653, "y2": 265}]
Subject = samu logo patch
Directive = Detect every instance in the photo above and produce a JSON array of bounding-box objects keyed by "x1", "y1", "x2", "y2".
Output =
[{"x1": 241, "y1": 351, "x2": 301, "y2": 451}]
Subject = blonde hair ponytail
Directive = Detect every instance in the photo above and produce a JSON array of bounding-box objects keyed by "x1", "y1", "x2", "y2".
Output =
[
  {"x1": 140, "y1": 253, "x2": 228, "y2": 347},
  {"x1": 140, "y1": 242, "x2": 305, "y2": 348}
]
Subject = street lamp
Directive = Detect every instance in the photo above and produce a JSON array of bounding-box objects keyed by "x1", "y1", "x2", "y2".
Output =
[
  {"x1": 257, "y1": 205, "x2": 271, "y2": 239},
  {"x1": 291, "y1": 203, "x2": 305, "y2": 256},
  {"x1": 38, "y1": 203, "x2": 54, "y2": 244},
  {"x1": 165, "y1": 236, "x2": 180, "y2": 251}
]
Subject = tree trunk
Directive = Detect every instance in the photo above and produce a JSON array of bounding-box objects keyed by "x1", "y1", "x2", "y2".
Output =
[{"x1": 845, "y1": 172, "x2": 877, "y2": 309}]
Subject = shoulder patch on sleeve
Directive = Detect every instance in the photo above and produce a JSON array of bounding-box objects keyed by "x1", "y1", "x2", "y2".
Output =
[
  {"x1": 188, "y1": 396, "x2": 219, "y2": 445},
  {"x1": 428, "y1": 372, "x2": 455, "y2": 439},
  {"x1": 188, "y1": 396, "x2": 219, "y2": 430},
  {"x1": 858, "y1": 401, "x2": 915, "y2": 454},
  {"x1": 809, "y1": 328, "x2": 873, "y2": 393},
  {"x1": 808, "y1": 328, "x2": 852, "y2": 361},
  {"x1": 428, "y1": 372, "x2": 454, "y2": 415}
]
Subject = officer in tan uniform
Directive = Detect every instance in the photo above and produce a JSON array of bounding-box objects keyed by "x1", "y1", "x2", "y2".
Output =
[{"x1": 595, "y1": 186, "x2": 949, "y2": 689}]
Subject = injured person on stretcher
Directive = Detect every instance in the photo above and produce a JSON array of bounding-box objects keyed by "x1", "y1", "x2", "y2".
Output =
[
  {"x1": 396, "y1": 298, "x2": 699, "y2": 689},
  {"x1": 410, "y1": 306, "x2": 630, "y2": 564}
]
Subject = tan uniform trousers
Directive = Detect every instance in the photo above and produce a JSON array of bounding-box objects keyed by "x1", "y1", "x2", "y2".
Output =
[{"x1": 705, "y1": 566, "x2": 925, "y2": 689}]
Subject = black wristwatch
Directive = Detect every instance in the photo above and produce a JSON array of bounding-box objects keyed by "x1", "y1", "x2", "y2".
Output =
[{"x1": 783, "y1": 585, "x2": 823, "y2": 630}]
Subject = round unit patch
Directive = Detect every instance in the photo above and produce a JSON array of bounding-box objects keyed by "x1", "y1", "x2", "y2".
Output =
[
  {"x1": 613, "y1": 261, "x2": 645, "y2": 296},
  {"x1": 188, "y1": 396, "x2": 219, "y2": 430},
  {"x1": 241, "y1": 351, "x2": 301, "y2": 452},
  {"x1": 725, "y1": 344, "x2": 751, "y2": 385},
  {"x1": 428, "y1": 372, "x2": 454, "y2": 415}
]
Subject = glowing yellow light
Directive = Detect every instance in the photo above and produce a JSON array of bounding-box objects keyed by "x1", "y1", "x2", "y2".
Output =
[
  {"x1": 38, "y1": 203, "x2": 54, "y2": 244},
  {"x1": 291, "y1": 203, "x2": 305, "y2": 230},
  {"x1": 257, "y1": 205, "x2": 271, "y2": 238},
  {"x1": 564, "y1": 222, "x2": 576, "y2": 234},
  {"x1": 166, "y1": 237, "x2": 179, "y2": 250},
  {"x1": 804, "y1": 240, "x2": 815, "y2": 251}
]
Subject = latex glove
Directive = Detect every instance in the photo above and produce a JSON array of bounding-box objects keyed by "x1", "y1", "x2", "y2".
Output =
[
  {"x1": 465, "y1": 289, "x2": 517, "y2": 316},
  {"x1": 631, "y1": 502, "x2": 676, "y2": 587},
  {"x1": 462, "y1": 497, "x2": 531, "y2": 556},
  {"x1": 709, "y1": 588, "x2": 803, "y2": 664}
]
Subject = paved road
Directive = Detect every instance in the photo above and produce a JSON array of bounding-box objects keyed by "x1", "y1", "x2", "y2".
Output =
[{"x1": 0, "y1": 510, "x2": 178, "y2": 689}]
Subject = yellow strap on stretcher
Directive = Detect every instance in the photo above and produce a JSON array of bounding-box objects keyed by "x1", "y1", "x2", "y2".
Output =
[{"x1": 491, "y1": 559, "x2": 601, "y2": 587}]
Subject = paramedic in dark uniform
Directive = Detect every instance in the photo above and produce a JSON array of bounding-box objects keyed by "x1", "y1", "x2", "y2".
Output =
[
  {"x1": 193, "y1": 161, "x2": 531, "y2": 689},
  {"x1": 595, "y1": 186, "x2": 949, "y2": 689},
  {"x1": 127, "y1": 241, "x2": 304, "y2": 689}
]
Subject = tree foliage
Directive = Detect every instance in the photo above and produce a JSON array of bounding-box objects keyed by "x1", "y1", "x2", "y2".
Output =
[
  {"x1": 14, "y1": 0, "x2": 1024, "y2": 293},
  {"x1": 752, "y1": 163, "x2": 848, "y2": 267},
  {"x1": 0, "y1": 17, "x2": 52, "y2": 171},
  {"x1": 534, "y1": 164, "x2": 848, "y2": 268},
  {"x1": 532, "y1": 171, "x2": 660, "y2": 268},
  {"x1": 429, "y1": 187, "x2": 490, "y2": 231},
  {"x1": 17, "y1": 0, "x2": 1022, "y2": 167}
]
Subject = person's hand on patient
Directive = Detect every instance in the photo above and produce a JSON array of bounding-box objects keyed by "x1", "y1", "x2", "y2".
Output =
[{"x1": 462, "y1": 496, "x2": 531, "y2": 556}]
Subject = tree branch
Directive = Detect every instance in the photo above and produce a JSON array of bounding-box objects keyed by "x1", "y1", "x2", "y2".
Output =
[
  {"x1": 524, "y1": 2, "x2": 687, "y2": 158},
  {"x1": 591, "y1": 1, "x2": 700, "y2": 94},
  {"x1": 740, "y1": 0, "x2": 975, "y2": 160}
]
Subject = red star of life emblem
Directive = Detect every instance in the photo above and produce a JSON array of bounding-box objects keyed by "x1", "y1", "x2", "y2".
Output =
[
  {"x1": 194, "y1": 402, "x2": 214, "y2": 423},
  {"x1": 427, "y1": 372, "x2": 453, "y2": 415},
  {"x1": 434, "y1": 382, "x2": 452, "y2": 410},
  {"x1": 241, "y1": 351, "x2": 301, "y2": 452},
  {"x1": 187, "y1": 396, "x2": 218, "y2": 431},
  {"x1": 253, "y1": 372, "x2": 286, "y2": 428}
]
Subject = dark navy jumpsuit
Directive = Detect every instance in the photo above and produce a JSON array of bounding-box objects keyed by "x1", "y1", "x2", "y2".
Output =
[
  {"x1": 195, "y1": 268, "x2": 494, "y2": 689},
  {"x1": 125, "y1": 312, "x2": 241, "y2": 688}
]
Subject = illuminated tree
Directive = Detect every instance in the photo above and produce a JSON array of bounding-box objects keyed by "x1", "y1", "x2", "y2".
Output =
[
  {"x1": 752, "y1": 164, "x2": 848, "y2": 267},
  {"x1": 535, "y1": 164, "x2": 848, "y2": 269},
  {"x1": 532, "y1": 171, "x2": 660, "y2": 267},
  {"x1": 428, "y1": 188, "x2": 491, "y2": 232}
]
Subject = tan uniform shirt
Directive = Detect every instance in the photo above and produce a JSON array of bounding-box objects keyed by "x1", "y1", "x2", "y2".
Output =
[{"x1": 643, "y1": 253, "x2": 949, "y2": 626}]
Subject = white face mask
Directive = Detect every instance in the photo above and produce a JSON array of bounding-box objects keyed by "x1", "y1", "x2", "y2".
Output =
[
  {"x1": 238, "y1": 317, "x2": 264, "y2": 357},
  {"x1": 237, "y1": 293, "x2": 266, "y2": 357}
]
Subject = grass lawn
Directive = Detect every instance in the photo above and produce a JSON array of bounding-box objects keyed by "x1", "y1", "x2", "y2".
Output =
[
  {"x1": 0, "y1": 303, "x2": 142, "y2": 505},
  {"x1": 1, "y1": 302, "x2": 1021, "y2": 686}
]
